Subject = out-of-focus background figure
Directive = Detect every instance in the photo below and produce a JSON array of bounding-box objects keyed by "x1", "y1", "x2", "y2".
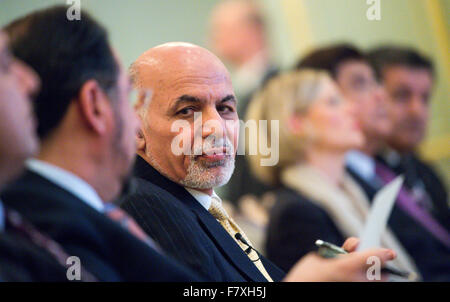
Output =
[
  {"x1": 292, "y1": 44, "x2": 450, "y2": 281},
  {"x1": 209, "y1": 0, "x2": 276, "y2": 115},
  {"x1": 209, "y1": 0, "x2": 278, "y2": 212},
  {"x1": 369, "y1": 47, "x2": 449, "y2": 221}
]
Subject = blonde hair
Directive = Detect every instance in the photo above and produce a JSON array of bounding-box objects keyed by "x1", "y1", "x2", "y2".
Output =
[{"x1": 245, "y1": 69, "x2": 331, "y2": 185}]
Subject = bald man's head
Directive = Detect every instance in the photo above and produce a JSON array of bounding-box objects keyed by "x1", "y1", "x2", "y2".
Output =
[
  {"x1": 132, "y1": 43, "x2": 239, "y2": 194},
  {"x1": 131, "y1": 42, "x2": 231, "y2": 90}
]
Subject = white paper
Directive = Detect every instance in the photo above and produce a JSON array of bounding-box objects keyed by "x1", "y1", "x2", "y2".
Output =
[{"x1": 357, "y1": 175, "x2": 404, "y2": 251}]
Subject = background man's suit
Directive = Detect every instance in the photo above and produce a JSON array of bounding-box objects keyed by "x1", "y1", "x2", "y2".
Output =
[
  {"x1": 1, "y1": 169, "x2": 201, "y2": 282},
  {"x1": 120, "y1": 156, "x2": 286, "y2": 282},
  {"x1": 347, "y1": 164, "x2": 450, "y2": 281},
  {"x1": 377, "y1": 153, "x2": 449, "y2": 229}
]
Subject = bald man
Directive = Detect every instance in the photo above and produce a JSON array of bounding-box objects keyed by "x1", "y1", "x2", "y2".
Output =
[{"x1": 120, "y1": 42, "x2": 397, "y2": 282}]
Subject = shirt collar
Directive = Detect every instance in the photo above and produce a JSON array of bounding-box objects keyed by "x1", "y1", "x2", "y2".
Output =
[
  {"x1": 26, "y1": 159, "x2": 105, "y2": 213},
  {"x1": 232, "y1": 51, "x2": 270, "y2": 96},
  {"x1": 345, "y1": 150, "x2": 376, "y2": 181},
  {"x1": 185, "y1": 188, "x2": 220, "y2": 211},
  {"x1": 382, "y1": 148, "x2": 403, "y2": 168}
]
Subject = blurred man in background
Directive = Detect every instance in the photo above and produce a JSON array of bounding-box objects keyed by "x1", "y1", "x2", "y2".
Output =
[
  {"x1": 209, "y1": 0, "x2": 276, "y2": 115},
  {"x1": 369, "y1": 47, "x2": 448, "y2": 213},
  {"x1": 297, "y1": 44, "x2": 450, "y2": 281},
  {"x1": 209, "y1": 0, "x2": 278, "y2": 206},
  {"x1": 368, "y1": 47, "x2": 450, "y2": 280}
]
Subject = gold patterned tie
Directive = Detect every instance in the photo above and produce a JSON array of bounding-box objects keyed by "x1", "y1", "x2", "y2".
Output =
[{"x1": 208, "y1": 195, "x2": 273, "y2": 282}]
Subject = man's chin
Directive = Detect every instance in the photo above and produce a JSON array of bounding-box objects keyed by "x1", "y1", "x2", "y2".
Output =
[{"x1": 180, "y1": 164, "x2": 235, "y2": 190}]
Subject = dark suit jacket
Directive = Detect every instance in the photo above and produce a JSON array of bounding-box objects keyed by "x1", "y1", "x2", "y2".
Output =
[
  {"x1": 119, "y1": 156, "x2": 286, "y2": 282},
  {"x1": 347, "y1": 165, "x2": 450, "y2": 281},
  {"x1": 265, "y1": 187, "x2": 345, "y2": 272},
  {"x1": 0, "y1": 228, "x2": 68, "y2": 281},
  {"x1": 377, "y1": 153, "x2": 449, "y2": 229},
  {"x1": 1, "y1": 169, "x2": 201, "y2": 282}
]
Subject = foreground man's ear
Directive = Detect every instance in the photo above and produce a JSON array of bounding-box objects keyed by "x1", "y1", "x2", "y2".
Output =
[
  {"x1": 78, "y1": 79, "x2": 111, "y2": 135},
  {"x1": 136, "y1": 128, "x2": 146, "y2": 153}
]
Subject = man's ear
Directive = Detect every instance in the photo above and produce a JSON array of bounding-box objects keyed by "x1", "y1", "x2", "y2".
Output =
[
  {"x1": 77, "y1": 80, "x2": 112, "y2": 135},
  {"x1": 136, "y1": 127, "x2": 146, "y2": 153},
  {"x1": 134, "y1": 97, "x2": 147, "y2": 153}
]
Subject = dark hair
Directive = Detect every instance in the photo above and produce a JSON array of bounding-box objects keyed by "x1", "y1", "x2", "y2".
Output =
[
  {"x1": 4, "y1": 5, "x2": 119, "y2": 140},
  {"x1": 367, "y1": 46, "x2": 434, "y2": 81},
  {"x1": 295, "y1": 44, "x2": 366, "y2": 79}
]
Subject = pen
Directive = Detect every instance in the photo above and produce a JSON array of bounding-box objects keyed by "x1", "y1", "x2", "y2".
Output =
[{"x1": 315, "y1": 239, "x2": 418, "y2": 281}]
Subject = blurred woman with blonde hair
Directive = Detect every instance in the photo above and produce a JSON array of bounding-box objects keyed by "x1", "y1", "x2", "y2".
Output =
[{"x1": 247, "y1": 69, "x2": 418, "y2": 276}]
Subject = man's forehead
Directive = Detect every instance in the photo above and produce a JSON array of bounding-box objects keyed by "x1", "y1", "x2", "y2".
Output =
[
  {"x1": 139, "y1": 52, "x2": 232, "y2": 90},
  {"x1": 384, "y1": 66, "x2": 433, "y2": 85},
  {"x1": 164, "y1": 75, "x2": 234, "y2": 105},
  {"x1": 339, "y1": 60, "x2": 371, "y2": 74}
]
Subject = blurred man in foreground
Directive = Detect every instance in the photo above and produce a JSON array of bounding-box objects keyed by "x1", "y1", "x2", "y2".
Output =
[
  {"x1": 0, "y1": 31, "x2": 72, "y2": 281},
  {"x1": 1, "y1": 6, "x2": 200, "y2": 281}
]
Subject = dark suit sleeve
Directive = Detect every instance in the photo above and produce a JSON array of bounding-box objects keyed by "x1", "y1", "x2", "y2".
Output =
[
  {"x1": 0, "y1": 233, "x2": 68, "y2": 281},
  {"x1": 265, "y1": 191, "x2": 344, "y2": 272},
  {"x1": 121, "y1": 192, "x2": 218, "y2": 281},
  {"x1": 416, "y1": 159, "x2": 450, "y2": 229}
]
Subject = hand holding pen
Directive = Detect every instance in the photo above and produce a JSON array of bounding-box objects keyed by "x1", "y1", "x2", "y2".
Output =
[{"x1": 315, "y1": 238, "x2": 418, "y2": 281}]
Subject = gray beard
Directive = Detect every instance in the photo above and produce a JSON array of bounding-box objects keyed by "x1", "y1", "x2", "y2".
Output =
[
  {"x1": 146, "y1": 151, "x2": 235, "y2": 190},
  {"x1": 179, "y1": 155, "x2": 235, "y2": 190}
]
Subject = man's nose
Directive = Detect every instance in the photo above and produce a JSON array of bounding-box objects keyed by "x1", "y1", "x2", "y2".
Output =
[
  {"x1": 408, "y1": 95, "x2": 426, "y2": 117},
  {"x1": 344, "y1": 99, "x2": 357, "y2": 117},
  {"x1": 373, "y1": 84, "x2": 386, "y2": 104},
  {"x1": 201, "y1": 108, "x2": 226, "y2": 139}
]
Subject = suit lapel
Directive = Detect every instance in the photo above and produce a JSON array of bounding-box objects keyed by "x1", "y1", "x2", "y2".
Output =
[
  {"x1": 133, "y1": 156, "x2": 267, "y2": 282},
  {"x1": 189, "y1": 199, "x2": 267, "y2": 282}
]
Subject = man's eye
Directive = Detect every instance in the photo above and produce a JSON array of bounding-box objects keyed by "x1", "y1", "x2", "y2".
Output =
[
  {"x1": 177, "y1": 107, "x2": 195, "y2": 116},
  {"x1": 218, "y1": 105, "x2": 234, "y2": 114},
  {"x1": 352, "y1": 79, "x2": 368, "y2": 91},
  {"x1": 393, "y1": 90, "x2": 410, "y2": 102}
]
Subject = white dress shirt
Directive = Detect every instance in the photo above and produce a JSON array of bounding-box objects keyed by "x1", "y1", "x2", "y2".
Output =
[
  {"x1": 346, "y1": 150, "x2": 376, "y2": 182},
  {"x1": 26, "y1": 159, "x2": 104, "y2": 213},
  {"x1": 185, "y1": 188, "x2": 221, "y2": 211}
]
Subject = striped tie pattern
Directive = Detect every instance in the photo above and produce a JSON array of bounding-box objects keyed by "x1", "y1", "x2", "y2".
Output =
[{"x1": 208, "y1": 196, "x2": 273, "y2": 282}]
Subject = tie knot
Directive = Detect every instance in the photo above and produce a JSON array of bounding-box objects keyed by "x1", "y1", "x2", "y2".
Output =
[{"x1": 208, "y1": 196, "x2": 229, "y2": 222}]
